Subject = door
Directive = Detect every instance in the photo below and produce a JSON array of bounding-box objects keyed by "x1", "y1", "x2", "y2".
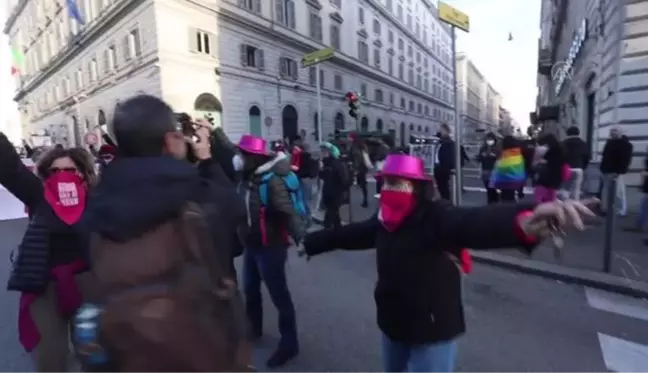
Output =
[
  {"x1": 249, "y1": 106, "x2": 262, "y2": 136},
  {"x1": 282, "y1": 105, "x2": 298, "y2": 142}
]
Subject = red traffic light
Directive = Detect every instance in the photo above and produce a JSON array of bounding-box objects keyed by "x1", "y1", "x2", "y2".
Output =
[{"x1": 345, "y1": 91, "x2": 358, "y2": 102}]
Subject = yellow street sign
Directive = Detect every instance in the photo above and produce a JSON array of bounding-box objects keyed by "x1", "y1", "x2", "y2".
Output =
[
  {"x1": 438, "y1": 2, "x2": 470, "y2": 33},
  {"x1": 302, "y1": 47, "x2": 335, "y2": 68}
]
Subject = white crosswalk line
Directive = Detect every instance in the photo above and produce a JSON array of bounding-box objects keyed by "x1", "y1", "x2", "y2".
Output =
[
  {"x1": 585, "y1": 287, "x2": 648, "y2": 322},
  {"x1": 598, "y1": 333, "x2": 648, "y2": 372}
]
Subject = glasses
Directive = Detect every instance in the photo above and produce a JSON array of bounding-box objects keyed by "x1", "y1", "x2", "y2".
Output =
[{"x1": 48, "y1": 167, "x2": 78, "y2": 174}]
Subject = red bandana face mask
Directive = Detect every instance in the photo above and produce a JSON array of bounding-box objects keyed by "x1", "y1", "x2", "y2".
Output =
[
  {"x1": 378, "y1": 181, "x2": 416, "y2": 232},
  {"x1": 43, "y1": 171, "x2": 87, "y2": 225}
]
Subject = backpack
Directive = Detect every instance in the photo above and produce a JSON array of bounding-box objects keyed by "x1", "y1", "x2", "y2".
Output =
[
  {"x1": 75, "y1": 203, "x2": 252, "y2": 372},
  {"x1": 259, "y1": 172, "x2": 307, "y2": 245}
]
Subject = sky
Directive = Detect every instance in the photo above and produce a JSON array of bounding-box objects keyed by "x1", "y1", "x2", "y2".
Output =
[
  {"x1": 0, "y1": 0, "x2": 540, "y2": 141},
  {"x1": 447, "y1": 0, "x2": 541, "y2": 131}
]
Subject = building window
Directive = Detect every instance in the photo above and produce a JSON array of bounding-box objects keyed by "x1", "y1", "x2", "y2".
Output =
[
  {"x1": 358, "y1": 41, "x2": 369, "y2": 63},
  {"x1": 400, "y1": 97, "x2": 406, "y2": 109},
  {"x1": 398, "y1": 38, "x2": 404, "y2": 52},
  {"x1": 373, "y1": 19, "x2": 381, "y2": 35},
  {"x1": 334, "y1": 74, "x2": 343, "y2": 90},
  {"x1": 358, "y1": 7, "x2": 365, "y2": 24},
  {"x1": 330, "y1": 24, "x2": 340, "y2": 49},
  {"x1": 308, "y1": 66, "x2": 324, "y2": 87},
  {"x1": 63, "y1": 77, "x2": 70, "y2": 97},
  {"x1": 387, "y1": 58, "x2": 393, "y2": 75},
  {"x1": 397, "y1": 4, "x2": 403, "y2": 21},
  {"x1": 398, "y1": 63, "x2": 404, "y2": 80},
  {"x1": 375, "y1": 89, "x2": 383, "y2": 103},
  {"x1": 104, "y1": 44, "x2": 117, "y2": 72},
  {"x1": 416, "y1": 51, "x2": 421, "y2": 63},
  {"x1": 123, "y1": 29, "x2": 142, "y2": 61},
  {"x1": 389, "y1": 93, "x2": 394, "y2": 106},
  {"x1": 424, "y1": 105, "x2": 429, "y2": 116},
  {"x1": 330, "y1": 0, "x2": 341, "y2": 8},
  {"x1": 408, "y1": 68, "x2": 413, "y2": 84},
  {"x1": 386, "y1": 0, "x2": 393, "y2": 11},
  {"x1": 240, "y1": 44, "x2": 265, "y2": 70},
  {"x1": 387, "y1": 30, "x2": 394, "y2": 44},
  {"x1": 417, "y1": 103, "x2": 422, "y2": 114},
  {"x1": 373, "y1": 48, "x2": 381, "y2": 68},
  {"x1": 424, "y1": 78, "x2": 429, "y2": 92},
  {"x1": 242, "y1": 0, "x2": 261, "y2": 13},
  {"x1": 279, "y1": 57, "x2": 298, "y2": 80},
  {"x1": 407, "y1": 44, "x2": 413, "y2": 58},
  {"x1": 193, "y1": 30, "x2": 212, "y2": 55},
  {"x1": 360, "y1": 83, "x2": 367, "y2": 97},
  {"x1": 75, "y1": 68, "x2": 83, "y2": 90},
  {"x1": 89, "y1": 58, "x2": 97, "y2": 82},
  {"x1": 416, "y1": 74, "x2": 422, "y2": 89},
  {"x1": 406, "y1": 14, "x2": 412, "y2": 28},
  {"x1": 276, "y1": 0, "x2": 296, "y2": 29},
  {"x1": 409, "y1": 100, "x2": 414, "y2": 111},
  {"x1": 309, "y1": 12, "x2": 323, "y2": 41}
]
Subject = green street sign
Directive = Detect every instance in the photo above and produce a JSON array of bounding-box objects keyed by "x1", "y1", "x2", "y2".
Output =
[{"x1": 302, "y1": 47, "x2": 335, "y2": 68}]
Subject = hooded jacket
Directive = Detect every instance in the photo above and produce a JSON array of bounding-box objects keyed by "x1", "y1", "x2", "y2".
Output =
[
  {"x1": 241, "y1": 152, "x2": 305, "y2": 248},
  {"x1": 84, "y1": 156, "x2": 245, "y2": 275},
  {"x1": 600, "y1": 136, "x2": 633, "y2": 174}
]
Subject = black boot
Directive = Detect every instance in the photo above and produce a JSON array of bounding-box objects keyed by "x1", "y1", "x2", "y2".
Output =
[{"x1": 266, "y1": 347, "x2": 299, "y2": 368}]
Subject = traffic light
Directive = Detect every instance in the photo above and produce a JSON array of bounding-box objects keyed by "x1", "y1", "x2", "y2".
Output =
[{"x1": 346, "y1": 91, "x2": 360, "y2": 118}]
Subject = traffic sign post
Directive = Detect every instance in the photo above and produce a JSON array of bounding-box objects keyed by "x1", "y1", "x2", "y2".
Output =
[
  {"x1": 438, "y1": 1, "x2": 469, "y2": 206},
  {"x1": 302, "y1": 47, "x2": 334, "y2": 143}
]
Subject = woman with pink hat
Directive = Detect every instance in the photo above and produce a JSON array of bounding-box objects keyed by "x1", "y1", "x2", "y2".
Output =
[{"x1": 299, "y1": 153, "x2": 597, "y2": 372}]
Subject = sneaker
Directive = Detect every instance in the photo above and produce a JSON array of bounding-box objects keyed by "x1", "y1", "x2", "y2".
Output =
[{"x1": 266, "y1": 347, "x2": 299, "y2": 368}]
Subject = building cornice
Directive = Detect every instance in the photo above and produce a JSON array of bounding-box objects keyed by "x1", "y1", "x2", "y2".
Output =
[
  {"x1": 217, "y1": 3, "x2": 453, "y2": 110},
  {"x1": 13, "y1": 0, "x2": 145, "y2": 101},
  {"x1": 3, "y1": 0, "x2": 28, "y2": 34}
]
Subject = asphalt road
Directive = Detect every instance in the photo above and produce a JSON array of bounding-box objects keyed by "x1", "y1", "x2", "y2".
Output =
[{"x1": 0, "y1": 211, "x2": 647, "y2": 371}]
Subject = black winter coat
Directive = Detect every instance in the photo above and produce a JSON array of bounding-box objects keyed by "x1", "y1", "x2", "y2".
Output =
[
  {"x1": 304, "y1": 200, "x2": 537, "y2": 345},
  {"x1": 561, "y1": 136, "x2": 590, "y2": 169},
  {"x1": 600, "y1": 137, "x2": 633, "y2": 174},
  {"x1": 241, "y1": 152, "x2": 305, "y2": 248},
  {"x1": 85, "y1": 156, "x2": 245, "y2": 275},
  {"x1": 534, "y1": 145, "x2": 565, "y2": 189},
  {"x1": 319, "y1": 156, "x2": 346, "y2": 208},
  {"x1": 435, "y1": 138, "x2": 456, "y2": 171},
  {"x1": 0, "y1": 133, "x2": 88, "y2": 294}
]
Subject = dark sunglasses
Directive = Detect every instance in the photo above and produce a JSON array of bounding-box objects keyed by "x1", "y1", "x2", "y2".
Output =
[{"x1": 48, "y1": 167, "x2": 78, "y2": 174}]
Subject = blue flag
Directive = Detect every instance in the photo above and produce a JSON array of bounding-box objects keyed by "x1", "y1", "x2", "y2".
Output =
[{"x1": 66, "y1": 0, "x2": 85, "y2": 25}]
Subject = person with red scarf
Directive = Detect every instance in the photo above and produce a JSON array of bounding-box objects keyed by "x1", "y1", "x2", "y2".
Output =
[
  {"x1": 0, "y1": 133, "x2": 96, "y2": 371},
  {"x1": 299, "y1": 154, "x2": 596, "y2": 372}
]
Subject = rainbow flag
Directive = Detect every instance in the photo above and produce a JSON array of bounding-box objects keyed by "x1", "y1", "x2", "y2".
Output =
[
  {"x1": 490, "y1": 147, "x2": 526, "y2": 190},
  {"x1": 11, "y1": 47, "x2": 23, "y2": 76}
]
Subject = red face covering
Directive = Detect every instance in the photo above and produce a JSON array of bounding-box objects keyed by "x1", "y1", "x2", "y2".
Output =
[
  {"x1": 43, "y1": 171, "x2": 87, "y2": 225},
  {"x1": 378, "y1": 182, "x2": 416, "y2": 232}
]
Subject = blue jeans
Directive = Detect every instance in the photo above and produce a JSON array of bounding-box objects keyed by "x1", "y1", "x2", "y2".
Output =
[
  {"x1": 243, "y1": 246, "x2": 298, "y2": 351},
  {"x1": 382, "y1": 333, "x2": 457, "y2": 372},
  {"x1": 638, "y1": 195, "x2": 648, "y2": 227}
]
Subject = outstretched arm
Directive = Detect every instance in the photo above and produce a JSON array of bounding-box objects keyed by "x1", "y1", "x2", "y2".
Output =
[
  {"x1": 303, "y1": 217, "x2": 379, "y2": 257},
  {"x1": 0, "y1": 133, "x2": 43, "y2": 209},
  {"x1": 426, "y1": 200, "x2": 538, "y2": 255}
]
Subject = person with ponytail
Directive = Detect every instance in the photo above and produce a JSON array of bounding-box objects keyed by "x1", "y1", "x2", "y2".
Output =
[
  {"x1": 299, "y1": 153, "x2": 596, "y2": 372},
  {"x1": 0, "y1": 133, "x2": 96, "y2": 371}
]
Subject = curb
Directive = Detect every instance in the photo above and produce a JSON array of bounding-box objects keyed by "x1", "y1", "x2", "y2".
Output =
[{"x1": 470, "y1": 251, "x2": 648, "y2": 299}]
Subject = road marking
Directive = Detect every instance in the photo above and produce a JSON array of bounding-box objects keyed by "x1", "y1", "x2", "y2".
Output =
[
  {"x1": 0, "y1": 189, "x2": 27, "y2": 221},
  {"x1": 598, "y1": 333, "x2": 648, "y2": 372},
  {"x1": 585, "y1": 287, "x2": 648, "y2": 322}
]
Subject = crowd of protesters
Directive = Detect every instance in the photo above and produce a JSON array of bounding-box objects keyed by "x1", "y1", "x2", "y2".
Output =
[{"x1": 1, "y1": 94, "x2": 598, "y2": 372}]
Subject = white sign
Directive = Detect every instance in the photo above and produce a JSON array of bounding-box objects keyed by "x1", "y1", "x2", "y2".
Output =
[
  {"x1": 555, "y1": 19, "x2": 588, "y2": 95},
  {"x1": 84, "y1": 133, "x2": 98, "y2": 145}
]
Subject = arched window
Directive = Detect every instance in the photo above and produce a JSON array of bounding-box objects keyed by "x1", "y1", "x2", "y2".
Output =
[
  {"x1": 248, "y1": 105, "x2": 262, "y2": 136},
  {"x1": 376, "y1": 118, "x2": 384, "y2": 132},
  {"x1": 417, "y1": 125, "x2": 422, "y2": 132},
  {"x1": 409, "y1": 123, "x2": 414, "y2": 131},
  {"x1": 360, "y1": 116, "x2": 369, "y2": 131},
  {"x1": 282, "y1": 105, "x2": 298, "y2": 141},
  {"x1": 194, "y1": 93, "x2": 223, "y2": 128}
]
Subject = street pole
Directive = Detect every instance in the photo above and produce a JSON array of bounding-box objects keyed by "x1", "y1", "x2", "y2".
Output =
[
  {"x1": 451, "y1": 26, "x2": 462, "y2": 206},
  {"x1": 603, "y1": 175, "x2": 616, "y2": 273},
  {"x1": 316, "y1": 63, "x2": 323, "y2": 143}
]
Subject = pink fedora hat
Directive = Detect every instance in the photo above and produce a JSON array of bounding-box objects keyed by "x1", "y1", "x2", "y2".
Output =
[
  {"x1": 376, "y1": 154, "x2": 432, "y2": 181},
  {"x1": 237, "y1": 134, "x2": 269, "y2": 155}
]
